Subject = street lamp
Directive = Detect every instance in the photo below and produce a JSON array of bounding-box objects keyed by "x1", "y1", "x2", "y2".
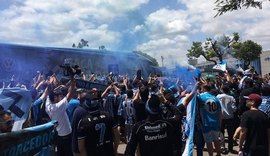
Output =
[{"x1": 161, "y1": 56, "x2": 164, "y2": 67}]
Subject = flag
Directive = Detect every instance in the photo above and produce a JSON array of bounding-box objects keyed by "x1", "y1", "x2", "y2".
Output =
[
  {"x1": 238, "y1": 76, "x2": 248, "y2": 90},
  {"x1": 173, "y1": 66, "x2": 200, "y2": 156},
  {"x1": 0, "y1": 88, "x2": 32, "y2": 131},
  {"x1": 236, "y1": 66, "x2": 244, "y2": 73},
  {"x1": 0, "y1": 121, "x2": 57, "y2": 156},
  {"x1": 182, "y1": 92, "x2": 197, "y2": 156},
  {"x1": 212, "y1": 61, "x2": 226, "y2": 72},
  {"x1": 76, "y1": 79, "x2": 108, "y2": 91}
]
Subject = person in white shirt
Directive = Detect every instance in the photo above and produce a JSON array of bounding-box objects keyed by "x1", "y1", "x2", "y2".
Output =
[
  {"x1": 217, "y1": 85, "x2": 237, "y2": 153},
  {"x1": 45, "y1": 74, "x2": 75, "y2": 156}
]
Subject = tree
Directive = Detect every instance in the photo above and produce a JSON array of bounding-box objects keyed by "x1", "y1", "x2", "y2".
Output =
[
  {"x1": 214, "y1": 0, "x2": 269, "y2": 17},
  {"x1": 99, "y1": 45, "x2": 106, "y2": 50},
  {"x1": 133, "y1": 51, "x2": 159, "y2": 66},
  {"x1": 232, "y1": 40, "x2": 262, "y2": 69},
  {"x1": 72, "y1": 38, "x2": 89, "y2": 48},
  {"x1": 187, "y1": 33, "x2": 239, "y2": 65}
]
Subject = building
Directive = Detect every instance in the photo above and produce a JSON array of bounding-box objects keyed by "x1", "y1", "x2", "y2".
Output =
[
  {"x1": 188, "y1": 58, "x2": 198, "y2": 66},
  {"x1": 260, "y1": 50, "x2": 270, "y2": 76}
]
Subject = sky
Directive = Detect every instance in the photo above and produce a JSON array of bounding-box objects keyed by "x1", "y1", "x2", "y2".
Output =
[{"x1": 0, "y1": 0, "x2": 270, "y2": 67}]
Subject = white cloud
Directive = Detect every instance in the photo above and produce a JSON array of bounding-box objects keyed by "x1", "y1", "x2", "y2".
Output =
[
  {"x1": 1, "y1": 0, "x2": 270, "y2": 68},
  {"x1": 179, "y1": 0, "x2": 270, "y2": 51},
  {"x1": 135, "y1": 8, "x2": 191, "y2": 66},
  {"x1": 137, "y1": 35, "x2": 190, "y2": 66},
  {"x1": 145, "y1": 8, "x2": 190, "y2": 39},
  {"x1": 0, "y1": 0, "x2": 149, "y2": 49},
  {"x1": 131, "y1": 24, "x2": 144, "y2": 34}
]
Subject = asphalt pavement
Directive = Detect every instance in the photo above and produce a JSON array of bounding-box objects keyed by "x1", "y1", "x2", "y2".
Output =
[{"x1": 117, "y1": 131, "x2": 240, "y2": 156}]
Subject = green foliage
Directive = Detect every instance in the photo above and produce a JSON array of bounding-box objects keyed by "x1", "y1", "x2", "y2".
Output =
[
  {"x1": 214, "y1": 0, "x2": 267, "y2": 17},
  {"x1": 99, "y1": 45, "x2": 106, "y2": 50},
  {"x1": 187, "y1": 33, "x2": 239, "y2": 64},
  {"x1": 232, "y1": 40, "x2": 262, "y2": 69},
  {"x1": 187, "y1": 42, "x2": 203, "y2": 58},
  {"x1": 133, "y1": 51, "x2": 159, "y2": 66},
  {"x1": 72, "y1": 39, "x2": 89, "y2": 48}
]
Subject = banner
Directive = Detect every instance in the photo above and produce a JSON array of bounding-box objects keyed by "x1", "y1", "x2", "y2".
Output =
[
  {"x1": 0, "y1": 88, "x2": 32, "y2": 131},
  {"x1": 76, "y1": 79, "x2": 108, "y2": 91},
  {"x1": 212, "y1": 61, "x2": 226, "y2": 72},
  {"x1": 238, "y1": 76, "x2": 248, "y2": 90},
  {"x1": 0, "y1": 121, "x2": 57, "y2": 156}
]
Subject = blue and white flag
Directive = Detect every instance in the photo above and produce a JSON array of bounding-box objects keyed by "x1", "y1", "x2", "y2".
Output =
[
  {"x1": 212, "y1": 61, "x2": 226, "y2": 72},
  {"x1": 0, "y1": 121, "x2": 57, "y2": 156},
  {"x1": 0, "y1": 88, "x2": 32, "y2": 131},
  {"x1": 238, "y1": 76, "x2": 248, "y2": 90},
  {"x1": 182, "y1": 92, "x2": 197, "y2": 156}
]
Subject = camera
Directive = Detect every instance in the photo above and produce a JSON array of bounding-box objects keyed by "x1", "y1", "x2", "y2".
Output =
[{"x1": 59, "y1": 58, "x2": 82, "y2": 76}]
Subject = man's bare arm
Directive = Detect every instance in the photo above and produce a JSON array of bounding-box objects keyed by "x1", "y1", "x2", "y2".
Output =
[{"x1": 238, "y1": 127, "x2": 247, "y2": 151}]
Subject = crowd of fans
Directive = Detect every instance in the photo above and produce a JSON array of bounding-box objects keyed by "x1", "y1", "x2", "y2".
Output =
[{"x1": 0, "y1": 66, "x2": 270, "y2": 156}]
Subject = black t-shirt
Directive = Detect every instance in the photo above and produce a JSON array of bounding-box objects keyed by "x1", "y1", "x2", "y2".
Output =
[
  {"x1": 77, "y1": 111, "x2": 116, "y2": 156},
  {"x1": 71, "y1": 106, "x2": 88, "y2": 153},
  {"x1": 125, "y1": 116, "x2": 181, "y2": 156},
  {"x1": 133, "y1": 99, "x2": 147, "y2": 122},
  {"x1": 240, "y1": 110, "x2": 270, "y2": 155},
  {"x1": 239, "y1": 88, "x2": 254, "y2": 115}
]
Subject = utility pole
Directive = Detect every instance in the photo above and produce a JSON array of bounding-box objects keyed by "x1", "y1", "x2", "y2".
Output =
[{"x1": 161, "y1": 56, "x2": 164, "y2": 67}]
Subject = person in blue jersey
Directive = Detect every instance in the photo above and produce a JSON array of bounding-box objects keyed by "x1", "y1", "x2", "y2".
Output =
[
  {"x1": 32, "y1": 87, "x2": 50, "y2": 125},
  {"x1": 66, "y1": 91, "x2": 80, "y2": 123},
  {"x1": 198, "y1": 85, "x2": 222, "y2": 156},
  {"x1": 259, "y1": 86, "x2": 270, "y2": 118},
  {"x1": 117, "y1": 84, "x2": 128, "y2": 143},
  {"x1": 32, "y1": 77, "x2": 52, "y2": 125},
  {"x1": 101, "y1": 82, "x2": 119, "y2": 124},
  {"x1": 119, "y1": 89, "x2": 136, "y2": 142}
]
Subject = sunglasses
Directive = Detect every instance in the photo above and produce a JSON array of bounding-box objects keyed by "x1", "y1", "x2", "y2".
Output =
[{"x1": 0, "y1": 120, "x2": 14, "y2": 126}]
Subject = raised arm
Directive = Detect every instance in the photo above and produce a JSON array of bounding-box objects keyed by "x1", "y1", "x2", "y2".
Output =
[
  {"x1": 38, "y1": 76, "x2": 54, "y2": 102},
  {"x1": 81, "y1": 72, "x2": 86, "y2": 81},
  {"x1": 123, "y1": 75, "x2": 128, "y2": 91},
  {"x1": 35, "y1": 79, "x2": 46, "y2": 91},
  {"x1": 101, "y1": 85, "x2": 112, "y2": 98},
  {"x1": 66, "y1": 75, "x2": 75, "y2": 101},
  {"x1": 133, "y1": 88, "x2": 140, "y2": 101},
  {"x1": 113, "y1": 83, "x2": 119, "y2": 97},
  {"x1": 181, "y1": 83, "x2": 198, "y2": 107}
]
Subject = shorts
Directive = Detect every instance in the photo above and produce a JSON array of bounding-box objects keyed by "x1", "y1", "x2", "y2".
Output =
[{"x1": 202, "y1": 130, "x2": 220, "y2": 143}]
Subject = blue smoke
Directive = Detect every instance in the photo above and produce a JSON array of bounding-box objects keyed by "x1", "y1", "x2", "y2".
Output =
[{"x1": 164, "y1": 65, "x2": 201, "y2": 91}]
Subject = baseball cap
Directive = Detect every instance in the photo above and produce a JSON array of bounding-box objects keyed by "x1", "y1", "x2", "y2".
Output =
[
  {"x1": 83, "y1": 93, "x2": 101, "y2": 111},
  {"x1": 243, "y1": 93, "x2": 262, "y2": 105}
]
